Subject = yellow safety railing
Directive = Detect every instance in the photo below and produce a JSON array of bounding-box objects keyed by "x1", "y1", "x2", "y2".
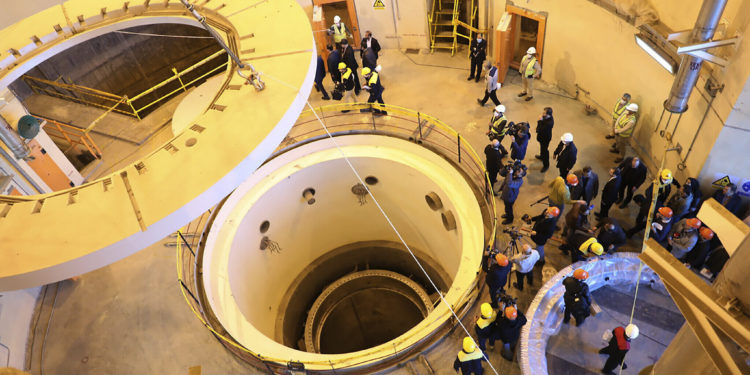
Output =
[
  {"x1": 174, "y1": 103, "x2": 497, "y2": 372},
  {"x1": 22, "y1": 49, "x2": 229, "y2": 121},
  {"x1": 32, "y1": 115, "x2": 102, "y2": 160}
]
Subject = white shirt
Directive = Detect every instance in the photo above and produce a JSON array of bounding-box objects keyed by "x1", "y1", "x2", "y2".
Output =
[{"x1": 366, "y1": 38, "x2": 372, "y2": 49}]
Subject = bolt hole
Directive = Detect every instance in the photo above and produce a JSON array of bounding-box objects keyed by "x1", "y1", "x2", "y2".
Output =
[
  {"x1": 604, "y1": 276, "x2": 610, "y2": 282},
  {"x1": 364, "y1": 176, "x2": 379, "y2": 185},
  {"x1": 259, "y1": 220, "x2": 270, "y2": 234},
  {"x1": 425, "y1": 192, "x2": 443, "y2": 211},
  {"x1": 185, "y1": 137, "x2": 197, "y2": 147}
]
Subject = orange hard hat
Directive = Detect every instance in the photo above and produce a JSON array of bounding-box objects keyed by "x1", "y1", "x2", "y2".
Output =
[
  {"x1": 573, "y1": 269, "x2": 589, "y2": 280},
  {"x1": 566, "y1": 174, "x2": 579, "y2": 186},
  {"x1": 658, "y1": 206, "x2": 673, "y2": 219},
  {"x1": 504, "y1": 306, "x2": 518, "y2": 319},
  {"x1": 686, "y1": 218, "x2": 702, "y2": 229},
  {"x1": 547, "y1": 207, "x2": 561, "y2": 217},
  {"x1": 699, "y1": 227, "x2": 714, "y2": 240},
  {"x1": 495, "y1": 253, "x2": 509, "y2": 266}
]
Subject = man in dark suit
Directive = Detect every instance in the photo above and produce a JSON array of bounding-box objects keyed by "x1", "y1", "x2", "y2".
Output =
[
  {"x1": 553, "y1": 132, "x2": 577, "y2": 178},
  {"x1": 572, "y1": 166, "x2": 599, "y2": 205},
  {"x1": 326, "y1": 44, "x2": 341, "y2": 86},
  {"x1": 596, "y1": 217, "x2": 626, "y2": 253},
  {"x1": 467, "y1": 33, "x2": 487, "y2": 82},
  {"x1": 711, "y1": 183, "x2": 743, "y2": 217},
  {"x1": 596, "y1": 168, "x2": 621, "y2": 219},
  {"x1": 535, "y1": 107, "x2": 554, "y2": 172},
  {"x1": 484, "y1": 139, "x2": 503, "y2": 192},
  {"x1": 360, "y1": 30, "x2": 381, "y2": 60},
  {"x1": 313, "y1": 54, "x2": 330, "y2": 100},
  {"x1": 616, "y1": 156, "x2": 647, "y2": 207},
  {"x1": 340, "y1": 39, "x2": 360, "y2": 95}
]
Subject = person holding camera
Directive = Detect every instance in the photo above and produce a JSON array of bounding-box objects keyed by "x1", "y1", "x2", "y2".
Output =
[
  {"x1": 509, "y1": 123, "x2": 529, "y2": 161},
  {"x1": 495, "y1": 305, "x2": 527, "y2": 361},
  {"x1": 510, "y1": 244, "x2": 539, "y2": 291},
  {"x1": 563, "y1": 269, "x2": 592, "y2": 326},
  {"x1": 535, "y1": 107, "x2": 554, "y2": 172},
  {"x1": 484, "y1": 252, "x2": 511, "y2": 308},
  {"x1": 499, "y1": 160, "x2": 527, "y2": 225},
  {"x1": 528, "y1": 206, "x2": 561, "y2": 264}
]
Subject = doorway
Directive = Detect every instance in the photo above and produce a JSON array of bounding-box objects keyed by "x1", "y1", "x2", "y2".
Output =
[
  {"x1": 312, "y1": 0, "x2": 362, "y2": 69},
  {"x1": 492, "y1": 5, "x2": 546, "y2": 84}
]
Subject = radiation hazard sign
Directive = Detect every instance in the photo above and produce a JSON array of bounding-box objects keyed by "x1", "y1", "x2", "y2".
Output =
[
  {"x1": 373, "y1": 0, "x2": 385, "y2": 10},
  {"x1": 712, "y1": 175, "x2": 732, "y2": 188}
]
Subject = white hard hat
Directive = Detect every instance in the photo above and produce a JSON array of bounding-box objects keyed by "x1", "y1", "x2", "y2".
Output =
[
  {"x1": 626, "y1": 103, "x2": 639, "y2": 112},
  {"x1": 561, "y1": 133, "x2": 573, "y2": 142},
  {"x1": 625, "y1": 324, "x2": 639, "y2": 339},
  {"x1": 495, "y1": 104, "x2": 506, "y2": 113},
  {"x1": 527, "y1": 47, "x2": 537, "y2": 54},
  {"x1": 334, "y1": 15, "x2": 341, "y2": 23}
]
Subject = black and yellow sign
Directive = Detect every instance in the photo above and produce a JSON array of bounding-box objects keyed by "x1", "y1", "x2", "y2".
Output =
[
  {"x1": 373, "y1": 0, "x2": 385, "y2": 10},
  {"x1": 712, "y1": 175, "x2": 732, "y2": 188}
]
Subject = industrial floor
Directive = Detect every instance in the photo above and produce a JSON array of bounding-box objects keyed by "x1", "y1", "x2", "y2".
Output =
[{"x1": 24, "y1": 49, "x2": 681, "y2": 375}]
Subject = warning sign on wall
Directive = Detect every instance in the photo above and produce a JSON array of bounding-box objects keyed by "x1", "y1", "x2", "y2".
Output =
[
  {"x1": 373, "y1": 0, "x2": 385, "y2": 10},
  {"x1": 712, "y1": 175, "x2": 732, "y2": 188}
]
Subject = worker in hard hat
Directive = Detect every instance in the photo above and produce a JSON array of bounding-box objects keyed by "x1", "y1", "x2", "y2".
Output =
[
  {"x1": 510, "y1": 244, "x2": 540, "y2": 291},
  {"x1": 495, "y1": 305, "x2": 527, "y2": 361},
  {"x1": 529, "y1": 206, "x2": 561, "y2": 265},
  {"x1": 599, "y1": 324, "x2": 639, "y2": 374},
  {"x1": 340, "y1": 39, "x2": 361, "y2": 95},
  {"x1": 666, "y1": 217, "x2": 702, "y2": 260},
  {"x1": 484, "y1": 252, "x2": 511, "y2": 308},
  {"x1": 477, "y1": 60, "x2": 501, "y2": 106},
  {"x1": 361, "y1": 67, "x2": 387, "y2": 116},
  {"x1": 535, "y1": 107, "x2": 554, "y2": 172},
  {"x1": 569, "y1": 230, "x2": 604, "y2": 264},
  {"x1": 467, "y1": 33, "x2": 487, "y2": 82},
  {"x1": 562, "y1": 269, "x2": 592, "y2": 326},
  {"x1": 474, "y1": 303, "x2": 497, "y2": 351},
  {"x1": 484, "y1": 139, "x2": 503, "y2": 193},
  {"x1": 553, "y1": 132, "x2": 577, "y2": 178},
  {"x1": 650, "y1": 206, "x2": 674, "y2": 244},
  {"x1": 685, "y1": 226, "x2": 714, "y2": 270},
  {"x1": 517, "y1": 46, "x2": 541, "y2": 101},
  {"x1": 548, "y1": 174, "x2": 587, "y2": 218},
  {"x1": 626, "y1": 169, "x2": 679, "y2": 238},
  {"x1": 610, "y1": 103, "x2": 638, "y2": 163},
  {"x1": 328, "y1": 15, "x2": 352, "y2": 50},
  {"x1": 595, "y1": 217, "x2": 626, "y2": 253},
  {"x1": 486, "y1": 104, "x2": 509, "y2": 148},
  {"x1": 337, "y1": 62, "x2": 357, "y2": 112},
  {"x1": 605, "y1": 93, "x2": 631, "y2": 140},
  {"x1": 453, "y1": 337, "x2": 486, "y2": 374}
]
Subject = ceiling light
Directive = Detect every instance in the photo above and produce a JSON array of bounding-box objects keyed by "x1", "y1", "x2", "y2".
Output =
[{"x1": 635, "y1": 34, "x2": 678, "y2": 74}]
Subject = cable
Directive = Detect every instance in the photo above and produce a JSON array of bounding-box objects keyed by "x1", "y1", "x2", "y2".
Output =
[
  {"x1": 114, "y1": 30, "x2": 215, "y2": 39},
  {"x1": 261, "y1": 72, "x2": 500, "y2": 375}
]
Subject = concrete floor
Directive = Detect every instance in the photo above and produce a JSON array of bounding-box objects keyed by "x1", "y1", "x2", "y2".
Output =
[{"x1": 24, "y1": 48, "x2": 678, "y2": 375}]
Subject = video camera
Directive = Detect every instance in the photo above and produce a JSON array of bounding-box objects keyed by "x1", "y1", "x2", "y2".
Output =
[
  {"x1": 503, "y1": 159, "x2": 528, "y2": 177},
  {"x1": 503, "y1": 226, "x2": 523, "y2": 241},
  {"x1": 506, "y1": 121, "x2": 529, "y2": 138},
  {"x1": 498, "y1": 293, "x2": 518, "y2": 307}
]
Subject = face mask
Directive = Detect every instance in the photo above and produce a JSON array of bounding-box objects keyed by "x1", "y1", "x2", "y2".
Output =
[
  {"x1": 335, "y1": 22, "x2": 340, "y2": 26},
  {"x1": 477, "y1": 38, "x2": 482, "y2": 42}
]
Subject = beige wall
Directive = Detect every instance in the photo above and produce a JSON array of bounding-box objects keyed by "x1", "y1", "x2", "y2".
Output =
[
  {"x1": 481, "y1": 0, "x2": 750, "y2": 192},
  {"x1": 354, "y1": 0, "x2": 430, "y2": 49}
]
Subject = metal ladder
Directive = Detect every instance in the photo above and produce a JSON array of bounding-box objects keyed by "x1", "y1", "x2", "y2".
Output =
[{"x1": 429, "y1": 0, "x2": 461, "y2": 55}]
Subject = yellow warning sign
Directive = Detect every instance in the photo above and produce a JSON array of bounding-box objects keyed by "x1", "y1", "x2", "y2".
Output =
[
  {"x1": 373, "y1": 0, "x2": 385, "y2": 10},
  {"x1": 712, "y1": 175, "x2": 732, "y2": 188}
]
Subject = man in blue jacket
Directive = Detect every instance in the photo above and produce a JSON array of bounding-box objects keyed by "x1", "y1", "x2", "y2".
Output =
[
  {"x1": 499, "y1": 160, "x2": 527, "y2": 224},
  {"x1": 326, "y1": 45, "x2": 341, "y2": 86},
  {"x1": 510, "y1": 123, "x2": 529, "y2": 161},
  {"x1": 484, "y1": 252, "x2": 511, "y2": 308},
  {"x1": 712, "y1": 183, "x2": 742, "y2": 217},
  {"x1": 453, "y1": 337, "x2": 486, "y2": 374},
  {"x1": 314, "y1": 54, "x2": 330, "y2": 100}
]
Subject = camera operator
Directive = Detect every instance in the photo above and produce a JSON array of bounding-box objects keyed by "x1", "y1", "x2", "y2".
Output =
[
  {"x1": 495, "y1": 303, "x2": 527, "y2": 361},
  {"x1": 527, "y1": 206, "x2": 561, "y2": 265},
  {"x1": 509, "y1": 122, "x2": 530, "y2": 161},
  {"x1": 483, "y1": 252, "x2": 511, "y2": 308},
  {"x1": 563, "y1": 269, "x2": 592, "y2": 326},
  {"x1": 499, "y1": 160, "x2": 527, "y2": 225},
  {"x1": 510, "y1": 243, "x2": 540, "y2": 291}
]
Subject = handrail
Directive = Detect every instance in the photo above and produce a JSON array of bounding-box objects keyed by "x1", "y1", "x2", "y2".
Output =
[
  {"x1": 32, "y1": 115, "x2": 102, "y2": 160},
  {"x1": 128, "y1": 50, "x2": 226, "y2": 102},
  {"x1": 174, "y1": 103, "x2": 498, "y2": 372}
]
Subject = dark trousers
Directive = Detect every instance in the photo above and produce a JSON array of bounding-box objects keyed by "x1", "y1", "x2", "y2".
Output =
[
  {"x1": 504, "y1": 199, "x2": 515, "y2": 220},
  {"x1": 599, "y1": 347, "x2": 627, "y2": 372},
  {"x1": 351, "y1": 70, "x2": 361, "y2": 94},
  {"x1": 598, "y1": 200, "x2": 614, "y2": 218},
  {"x1": 469, "y1": 58, "x2": 483, "y2": 81},
  {"x1": 515, "y1": 270, "x2": 533, "y2": 290},
  {"x1": 367, "y1": 92, "x2": 385, "y2": 113},
  {"x1": 563, "y1": 305, "x2": 589, "y2": 326},
  {"x1": 476, "y1": 329, "x2": 496, "y2": 351},
  {"x1": 487, "y1": 168, "x2": 499, "y2": 189},
  {"x1": 626, "y1": 206, "x2": 649, "y2": 237},
  {"x1": 559, "y1": 166, "x2": 571, "y2": 178},
  {"x1": 538, "y1": 139, "x2": 550, "y2": 168},
  {"x1": 618, "y1": 184, "x2": 636, "y2": 205},
  {"x1": 480, "y1": 89, "x2": 501, "y2": 106},
  {"x1": 314, "y1": 79, "x2": 329, "y2": 99},
  {"x1": 488, "y1": 282, "x2": 506, "y2": 308}
]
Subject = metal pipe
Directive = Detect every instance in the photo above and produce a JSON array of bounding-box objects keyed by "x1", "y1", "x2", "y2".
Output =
[
  {"x1": 677, "y1": 94, "x2": 715, "y2": 170},
  {"x1": 0, "y1": 115, "x2": 30, "y2": 160},
  {"x1": 663, "y1": 0, "x2": 727, "y2": 113}
]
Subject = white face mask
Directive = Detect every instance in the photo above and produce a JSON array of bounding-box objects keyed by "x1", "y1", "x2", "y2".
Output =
[
  {"x1": 477, "y1": 38, "x2": 483, "y2": 42},
  {"x1": 335, "y1": 22, "x2": 340, "y2": 26}
]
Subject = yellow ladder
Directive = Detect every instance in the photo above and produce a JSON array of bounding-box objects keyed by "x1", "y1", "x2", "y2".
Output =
[{"x1": 429, "y1": 0, "x2": 461, "y2": 55}]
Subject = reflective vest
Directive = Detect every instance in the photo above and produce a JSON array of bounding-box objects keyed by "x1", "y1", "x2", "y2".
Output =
[
  {"x1": 579, "y1": 237, "x2": 597, "y2": 256},
  {"x1": 523, "y1": 56, "x2": 537, "y2": 77},
  {"x1": 615, "y1": 113, "x2": 636, "y2": 137},
  {"x1": 341, "y1": 67, "x2": 352, "y2": 80},
  {"x1": 457, "y1": 349, "x2": 484, "y2": 362},
  {"x1": 490, "y1": 115, "x2": 508, "y2": 136},
  {"x1": 332, "y1": 23, "x2": 347, "y2": 43},
  {"x1": 367, "y1": 72, "x2": 379, "y2": 86},
  {"x1": 476, "y1": 311, "x2": 496, "y2": 329},
  {"x1": 612, "y1": 99, "x2": 629, "y2": 120}
]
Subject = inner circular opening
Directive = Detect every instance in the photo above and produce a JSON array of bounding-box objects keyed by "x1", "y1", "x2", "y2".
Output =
[{"x1": 318, "y1": 288, "x2": 425, "y2": 354}]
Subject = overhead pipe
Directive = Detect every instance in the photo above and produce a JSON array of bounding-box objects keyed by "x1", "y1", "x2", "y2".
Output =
[
  {"x1": 0, "y1": 114, "x2": 30, "y2": 160},
  {"x1": 663, "y1": 0, "x2": 727, "y2": 113}
]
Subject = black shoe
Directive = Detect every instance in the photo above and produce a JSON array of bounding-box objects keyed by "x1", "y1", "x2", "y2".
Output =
[
  {"x1": 355, "y1": 90, "x2": 361, "y2": 96},
  {"x1": 322, "y1": 96, "x2": 331, "y2": 100},
  {"x1": 502, "y1": 218, "x2": 513, "y2": 225},
  {"x1": 467, "y1": 76, "x2": 474, "y2": 80},
  {"x1": 475, "y1": 78, "x2": 481, "y2": 83},
  {"x1": 525, "y1": 96, "x2": 533, "y2": 101},
  {"x1": 477, "y1": 98, "x2": 485, "y2": 106},
  {"x1": 540, "y1": 166, "x2": 549, "y2": 173},
  {"x1": 535, "y1": 155, "x2": 543, "y2": 160},
  {"x1": 609, "y1": 149, "x2": 619, "y2": 154},
  {"x1": 501, "y1": 214, "x2": 508, "y2": 219},
  {"x1": 614, "y1": 158, "x2": 623, "y2": 163},
  {"x1": 518, "y1": 92, "x2": 527, "y2": 97},
  {"x1": 605, "y1": 135, "x2": 615, "y2": 139},
  {"x1": 341, "y1": 110, "x2": 350, "y2": 113}
]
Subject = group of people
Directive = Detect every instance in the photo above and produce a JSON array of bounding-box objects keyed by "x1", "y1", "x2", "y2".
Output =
[{"x1": 314, "y1": 16, "x2": 387, "y2": 114}]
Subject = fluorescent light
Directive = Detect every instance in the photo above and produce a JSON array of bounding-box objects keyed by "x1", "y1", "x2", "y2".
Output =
[{"x1": 635, "y1": 34, "x2": 678, "y2": 74}]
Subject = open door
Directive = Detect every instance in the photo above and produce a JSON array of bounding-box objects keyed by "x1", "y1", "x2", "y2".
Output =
[
  {"x1": 493, "y1": 5, "x2": 546, "y2": 84},
  {"x1": 494, "y1": 12, "x2": 516, "y2": 84},
  {"x1": 312, "y1": 0, "x2": 362, "y2": 72}
]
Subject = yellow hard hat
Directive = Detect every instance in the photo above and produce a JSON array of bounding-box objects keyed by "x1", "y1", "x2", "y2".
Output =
[
  {"x1": 590, "y1": 242, "x2": 604, "y2": 256},
  {"x1": 362, "y1": 67, "x2": 372, "y2": 76},
  {"x1": 463, "y1": 337, "x2": 476, "y2": 353},
  {"x1": 480, "y1": 303, "x2": 493, "y2": 319},
  {"x1": 660, "y1": 169, "x2": 673, "y2": 183},
  {"x1": 338, "y1": 62, "x2": 347, "y2": 70}
]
